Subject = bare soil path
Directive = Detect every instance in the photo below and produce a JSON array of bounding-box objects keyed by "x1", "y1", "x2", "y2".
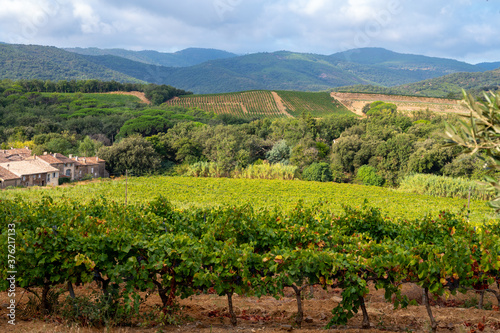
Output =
[
  {"x1": 105, "y1": 91, "x2": 151, "y2": 104},
  {"x1": 271, "y1": 91, "x2": 294, "y2": 118}
]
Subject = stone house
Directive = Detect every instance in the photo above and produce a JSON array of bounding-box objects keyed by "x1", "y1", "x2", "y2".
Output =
[
  {"x1": 71, "y1": 156, "x2": 108, "y2": 180},
  {"x1": 0, "y1": 160, "x2": 59, "y2": 187},
  {"x1": 33, "y1": 152, "x2": 78, "y2": 180},
  {"x1": 0, "y1": 166, "x2": 21, "y2": 189}
]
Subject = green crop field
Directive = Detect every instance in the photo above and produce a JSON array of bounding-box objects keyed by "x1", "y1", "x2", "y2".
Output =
[
  {"x1": 165, "y1": 90, "x2": 284, "y2": 119},
  {"x1": 165, "y1": 90, "x2": 354, "y2": 119},
  {"x1": 276, "y1": 90, "x2": 351, "y2": 117},
  {"x1": 0, "y1": 176, "x2": 493, "y2": 224},
  {"x1": 41, "y1": 92, "x2": 142, "y2": 105}
]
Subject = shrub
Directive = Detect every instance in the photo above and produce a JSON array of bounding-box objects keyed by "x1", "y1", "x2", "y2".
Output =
[
  {"x1": 356, "y1": 165, "x2": 384, "y2": 186},
  {"x1": 266, "y1": 140, "x2": 291, "y2": 164},
  {"x1": 302, "y1": 162, "x2": 332, "y2": 182}
]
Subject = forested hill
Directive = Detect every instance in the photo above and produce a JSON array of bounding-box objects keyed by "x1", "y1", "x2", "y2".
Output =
[
  {"x1": 0, "y1": 44, "x2": 142, "y2": 82},
  {"x1": 333, "y1": 68, "x2": 500, "y2": 98},
  {"x1": 1, "y1": 43, "x2": 499, "y2": 94},
  {"x1": 65, "y1": 47, "x2": 238, "y2": 67}
]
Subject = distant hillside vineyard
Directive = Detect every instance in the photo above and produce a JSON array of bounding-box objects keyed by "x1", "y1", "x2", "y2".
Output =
[{"x1": 164, "y1": 91, "x2": 352, "y2": 118}]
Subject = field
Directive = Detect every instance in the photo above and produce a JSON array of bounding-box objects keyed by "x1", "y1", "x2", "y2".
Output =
[
  {"x1": 0, "y1": 176, "x2": 493, "y2": 224},
  {"x1": 1, "y1": 176, "x2": 499, "y2": 333},
  {"x1": 330, "y1": 92, "x2": 469, "y2": 116},
  {"x1": 277, "y1": 91, "x2": 351, "y2": 117},
  {"x1": 41, "y1": 92, "x2": 143, "y2": 106},
  {"x1": 165, "y1": 91, "x2": 353, "y2": 119}
]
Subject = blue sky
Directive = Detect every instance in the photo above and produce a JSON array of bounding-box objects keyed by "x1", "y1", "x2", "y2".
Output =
[{"x1": 0, "y1": 0, "x2": 499, "y2": 63}]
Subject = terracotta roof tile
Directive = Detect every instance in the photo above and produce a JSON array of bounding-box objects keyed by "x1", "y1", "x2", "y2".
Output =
[
  {"x1": 0, "y1": 148, "x2": 32, "y2": 158},
  {"x1": 71, "y1": 156, "x2": 104, "y2": 165},
  {"x1": 0, "y1": 166, "x2": 20, "y2": 181}
]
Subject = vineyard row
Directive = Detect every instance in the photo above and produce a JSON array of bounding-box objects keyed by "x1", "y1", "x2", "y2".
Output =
[{"x1": 1, "y1": 197, "x2": 499, "y2": 330}]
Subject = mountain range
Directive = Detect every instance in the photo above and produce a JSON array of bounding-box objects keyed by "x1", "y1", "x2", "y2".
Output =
[{"x1": 0, "y1": 43, "x2": 499, "y2": 95}]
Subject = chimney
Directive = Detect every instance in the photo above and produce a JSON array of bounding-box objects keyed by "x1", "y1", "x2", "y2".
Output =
[
  {"x1": 69, "y1": 154, "x2": 73, "y2": 159},
  {"x1": 43, "y1": 152, "x2": 47, "y2": 155},
  {"x1": 53, "y1": 153, "x2": 56, "y2": 158}
]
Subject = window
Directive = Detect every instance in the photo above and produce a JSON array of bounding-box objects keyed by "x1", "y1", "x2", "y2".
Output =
[
  {"x1": 47, "y1": 174, "x2": 50, "y2": 181},
  {"x1": 39, "y1": 174, "x2": 41, "y2": 178},
  {"x1": 23, "y1": 176, "x2": 26, "y2": 181},
  {"x1": 91, "y1": 167, "x2": 94, "y2": 173},
  {"x1": 53, "y1": 172, "x2": 56, "y2": 177}
]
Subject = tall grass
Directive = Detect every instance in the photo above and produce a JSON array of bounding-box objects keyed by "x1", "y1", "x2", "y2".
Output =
[
  {"x1": 235, "y1": 163, "x2": 298, "y2": 180},
  {"x1": 398, "y1": 173, "x2": 493, "y2": 200},
  {"x1": 183, "y1": 162, "x2": 298, "y2": 180}
]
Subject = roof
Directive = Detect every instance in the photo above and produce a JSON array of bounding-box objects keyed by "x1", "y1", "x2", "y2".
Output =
[
  {"x1": 31, "y1": 153, "x2": 80, "y2": 166},
  {"x1": 52, "y1": 153, "x2": 79, "y2": 164},
  {"x1": 0, "y1": 166, "x2": 20, "y2": 181},
  {"x1": 0, "y1": 160, "x2": 59, "y2": 177},
  {"x1": 34, "y1": 154, "x2": 63, "y2": 164},
  {"x1": 0, "y1": 148, "x2": 32, "y2": 158},
  {"x1": 71, "y1": 156, "x2": 105, "y2": 165}
]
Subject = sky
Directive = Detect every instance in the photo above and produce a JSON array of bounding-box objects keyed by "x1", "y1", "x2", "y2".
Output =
[{"x1": 1, "y1": 0, "x2": 499, "y2": 64}]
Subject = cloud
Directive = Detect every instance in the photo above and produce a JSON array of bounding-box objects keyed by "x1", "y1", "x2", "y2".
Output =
[{"x1": 0, "y1": 0, "x2": 499, "y2": 62}]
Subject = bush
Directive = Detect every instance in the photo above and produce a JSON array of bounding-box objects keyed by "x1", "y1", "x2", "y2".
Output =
[
  {"x1": 266, "y1": 140, "x2": 291, "y2": 165},
  {"x1": 356, "y1": 165, "x2": 384, "y2": 186},
  {"x1": 302, "y1": 162, "x2": 332, "y2": 182},
  {"x1": 58, "y1": 177, "x2": 71, "y2": 185}
]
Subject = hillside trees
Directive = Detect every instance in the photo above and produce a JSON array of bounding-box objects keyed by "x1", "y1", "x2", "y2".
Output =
[{"x1": 97, "y1": 135, "x2": 161, "y2": 175}]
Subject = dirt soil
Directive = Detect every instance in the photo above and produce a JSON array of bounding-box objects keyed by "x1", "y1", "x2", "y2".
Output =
[
  {"x1": 106, "y1": 91, "x2": 151, "y2": 104},
  {"x1": 1, "y1": 283, "x2": 499, "y2": 333},
  {"x1": 330, "y1": 92, "x2": 468, "y2": 116},
  {"x1": 271, "y1": 91, "x2": 294, "y2": 118}
]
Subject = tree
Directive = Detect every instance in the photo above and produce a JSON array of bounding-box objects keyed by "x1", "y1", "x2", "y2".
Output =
[
  {"x1": 266, "y1": 140, "x2": 291, "y2": 164},
  {"x1": 302, "y1": 162, "x2": 332, "y2": 182},
  {"x1": 78, "y1": 136, "x2": 103, "y2": 157},
  {"x1": 97, "y1": 135, "x2": 161, "y2": 176},
  {"x1": 444, "y1": 90, "x2": 500, "y2": 211},
  {"x1": 356, "y1": 165, "x2": 384, "y2": 186}
]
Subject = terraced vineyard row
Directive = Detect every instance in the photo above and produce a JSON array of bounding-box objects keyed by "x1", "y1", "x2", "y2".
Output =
[
  {"x1": 276, "y1": 90, "x2": 351, "y2": 117},
  {"x1": 164, "y1": 90, "x2": 355, "y2": 119},
  {"x1": 165, "y1": 91, "x2": 285, "y2": 119}
]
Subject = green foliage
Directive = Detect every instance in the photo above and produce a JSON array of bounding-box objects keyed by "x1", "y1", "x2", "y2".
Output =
[
  {"x1": 118, "y1": 115, "x2": 172, "y2": 138},
  {"x1": 78, "y1": 136, "x2": 103, "y2": 157},
  {"x1": 398, "y1": 173, "x2": 493, "y2": 200},
  {"x1": 302, "y1": 162, "x2": 332, "y2": 182},
  {"x1": 363, "y1": 101, "x2": 397, "y2": 116},
  {"x1": 266, "y1": 140, "x2": 291, "y2": 164},
  {"x1": 0, "y1": 176, "x2": 492, "y2": 224},
  {"x1": 0, "y1": 196, "x2": 498, "y2": 330},
  {"x1": 276, "y1": 90, "x2": 351, "y2": 117},
  {"x1": 334, "y1": 70, "x2": 500, "y2": 99},
  {"x1": 356, "y1": 165, "x2": 384, "y2": 186},
  {"x1": 444, "y1": 91, "x2": 500, "y2": 211},
  {"x1": 97, "y1": 135, "x2": 161, "y2": 176}
]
